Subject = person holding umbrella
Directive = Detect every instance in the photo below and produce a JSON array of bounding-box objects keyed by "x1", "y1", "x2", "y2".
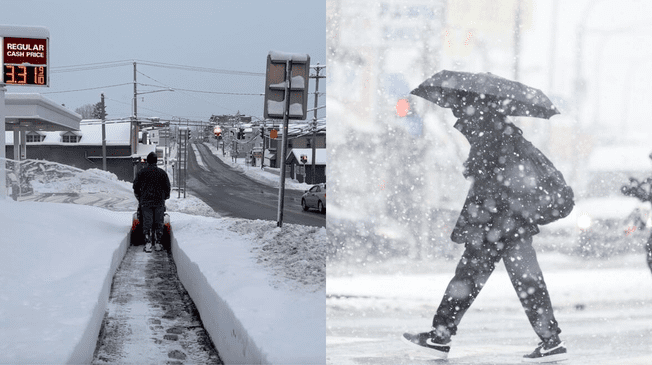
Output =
[{"x1": 401, "y1": 71, "x2": 571, "y2": 363}]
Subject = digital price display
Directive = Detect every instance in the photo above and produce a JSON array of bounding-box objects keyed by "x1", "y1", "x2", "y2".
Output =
[{"x1": 1, "y1": 36, "x2": 48, "y2": 86}]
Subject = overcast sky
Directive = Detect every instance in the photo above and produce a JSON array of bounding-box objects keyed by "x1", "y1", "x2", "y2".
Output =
[{"x1": 2, "y1": 0, "x2": 326, "y2": 123}]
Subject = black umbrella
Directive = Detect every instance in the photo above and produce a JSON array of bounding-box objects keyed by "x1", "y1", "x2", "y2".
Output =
[{"x1": 411, "y1": 70, "x2": 560, "y2": 119}]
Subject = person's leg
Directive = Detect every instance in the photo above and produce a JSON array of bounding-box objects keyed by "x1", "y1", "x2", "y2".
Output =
[
  {"x1": 403, "y1": 240, "x2": 503, "y2": 359},
  {"x1": 141, "y1": 205, "x2": 154, "y2": 251},
  {"x1": 152, "y1": 206, "x2": 165, "y2": 250},
  {"x1": 431, "y1": 240, "x2": 503, "y2": 337},
  {"x1": 502, "y1": 235, "x2": 561, "y2": 342}
]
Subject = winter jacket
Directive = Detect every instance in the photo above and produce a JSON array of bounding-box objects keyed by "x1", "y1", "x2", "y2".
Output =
[
  {"x1": 451, "y1": 115, "x2": 540, "y2": 245},
  {"x1": 133, "y1": 163, "x2": 171, "y2": 207}
]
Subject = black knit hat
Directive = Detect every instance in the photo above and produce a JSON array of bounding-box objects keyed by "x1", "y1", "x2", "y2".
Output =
[{"x1": 147, "y1": 152, "x2": 157, "y2": 165}]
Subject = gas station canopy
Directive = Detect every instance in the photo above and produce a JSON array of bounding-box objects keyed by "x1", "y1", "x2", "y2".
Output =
[{"x1": 4, "y1": 93, "x2": 81, "y2": 131}]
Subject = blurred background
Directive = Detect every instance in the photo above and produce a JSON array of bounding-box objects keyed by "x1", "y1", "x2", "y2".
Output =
[{"x1": 326, "y1": 0, "x2": 652, "y2": 262}]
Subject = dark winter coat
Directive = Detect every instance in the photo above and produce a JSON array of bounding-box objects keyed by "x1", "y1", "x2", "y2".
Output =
[
  {"x1": 451, "y1": 113, "x2": 540, "y2": 245},
  {"x1": 133, "y1": 163, "x2": 171, "y2": 207}
]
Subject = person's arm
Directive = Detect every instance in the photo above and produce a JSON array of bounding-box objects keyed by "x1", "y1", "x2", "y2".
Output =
[
  {"x1": 164, "y1": 172, "x2": 171, "y2": 200},
  {"x1": 133, "y1": 172, "x2": 140, "y2": 201}
]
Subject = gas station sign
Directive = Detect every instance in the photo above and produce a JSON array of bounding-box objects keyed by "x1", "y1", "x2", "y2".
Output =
[{"x1": 1, "y1": 36, "x2": 49, "y2": 86}]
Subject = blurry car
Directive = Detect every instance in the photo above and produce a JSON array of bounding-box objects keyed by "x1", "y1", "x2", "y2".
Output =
[
  {"x1": 301, "y1": 183, "x2": 326, "y2": 213},
  {"x1": 574, "y1": 197, "x2": 650, "y2": 257},
  {"x1": 539, "y1": 159, "x2": 652, "y2": 257}
]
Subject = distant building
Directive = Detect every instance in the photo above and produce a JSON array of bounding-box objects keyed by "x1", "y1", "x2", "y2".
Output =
[{"x1": 285, "y1": 148, "x2": 326, "y2": 184}]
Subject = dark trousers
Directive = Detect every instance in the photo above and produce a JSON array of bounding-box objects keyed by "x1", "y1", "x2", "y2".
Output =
[
  {"x1": 432, "y1": 235, "x2": 561, "y2": 342},
  {"x1": 141, "y1": 205, "x2": 165, "y2": 243}
]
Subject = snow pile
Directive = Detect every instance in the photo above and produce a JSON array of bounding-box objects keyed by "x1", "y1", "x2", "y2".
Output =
[
  {"x1": 7, "y1": 158, "x2": 220, "y2": 217},
  {"x1": 171, "y1": 213, "x2": 326, "y2": 364},
  {"x1": 228, "y1": 219, "x2": 327, "y2": 291},
  {"x1": 8, "y1": 159, "x2": 132, "y2": 195},
  {"x1": 0, "y1": 199, "x2": 132, "y2": 364},
  {"x1": 166, "y1": 193, "x2": 221, "y2": 218}
]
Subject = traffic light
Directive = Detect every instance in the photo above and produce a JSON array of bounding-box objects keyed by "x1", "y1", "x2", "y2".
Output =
[
  {"x1": 263, "y1": 51, "x2": 310, "y2": 120},
  {"x1": 213, "y1": 126, "x2": 222, "y2": 138},
  {"x1": 238, "y1": 128, "x2": 244, "y2": 139},
  {"x1": 396, "y1": 98, "x2": 411, "y2": 117},
  {"x1": 395, "y1": 97, "x2": 423, "y2": 137}
]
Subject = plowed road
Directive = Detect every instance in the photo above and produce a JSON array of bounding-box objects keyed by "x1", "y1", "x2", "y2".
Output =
[{"x1": 183, "y1": 143, "x2": 325, "y2": 227}]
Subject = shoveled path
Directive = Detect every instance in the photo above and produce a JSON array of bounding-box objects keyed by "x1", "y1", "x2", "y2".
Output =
[{"x1": 92, "y1": 245, "x2": 223, "y2": 364}]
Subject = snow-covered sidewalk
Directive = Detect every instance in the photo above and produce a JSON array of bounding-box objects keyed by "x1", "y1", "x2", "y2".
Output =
[{"x1": 0, "y1": 197, "x2": 325, "y2": 364}]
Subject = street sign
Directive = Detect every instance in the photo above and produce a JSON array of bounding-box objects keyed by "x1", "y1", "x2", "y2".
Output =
[
  {"x1": 263, "y1": 51, "x2": 310, "y2": 120},
  {"x1": 1, "y1": 35, "x2": 49, "y2": 86}
]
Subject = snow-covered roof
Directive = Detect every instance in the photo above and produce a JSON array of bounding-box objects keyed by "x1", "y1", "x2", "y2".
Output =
[
  {"x1": 4, "y1": 93, "x2": 81, "y2": 132},
  {"x1": 4, "y1": 120, "x2": 131, "y2": 146},
  {"x1": 286, "y1": 148, "x2": 326, "y2": 165}
]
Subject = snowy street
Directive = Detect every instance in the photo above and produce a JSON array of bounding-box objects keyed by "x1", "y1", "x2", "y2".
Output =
[
  {"x1": 327, "y1": 254, "x2": 652, "y2": 365},
  {"x1": 184, "y1": 142, "x2": 326, "y2": 227},
  {"x1": 0, "y1": 163, "x2": 326, "y2": 364}
]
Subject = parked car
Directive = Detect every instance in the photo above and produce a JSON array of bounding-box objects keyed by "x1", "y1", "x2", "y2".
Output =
[{"x1": 301, "y1": 183, "x2": 326, "y2": 213}]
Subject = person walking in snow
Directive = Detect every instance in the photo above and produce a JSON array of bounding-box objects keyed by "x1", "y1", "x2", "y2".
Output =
[
  {"x1": 133, "y1": 152, "x2": 171, "y2": 253},
  {"x1": 402, "y1": 99, "x2": 569, "y2": 363}
]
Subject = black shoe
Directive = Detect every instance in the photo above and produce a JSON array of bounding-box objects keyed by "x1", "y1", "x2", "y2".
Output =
[
  {"x1": 401, "y1": 331, "x2": 450, "y2": 359},
  {"x1": 523, "y1": 340, "x2": 568, "y2": 363}
]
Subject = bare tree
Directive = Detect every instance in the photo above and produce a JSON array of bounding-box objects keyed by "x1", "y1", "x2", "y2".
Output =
[{"x1": 74, "y1": 103, "x2": 95, "y2": 119}]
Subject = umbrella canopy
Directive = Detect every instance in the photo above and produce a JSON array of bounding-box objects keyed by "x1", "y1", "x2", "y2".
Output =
[{"x1": 411, "y1": 70, "x2": 560, "y2": 119}]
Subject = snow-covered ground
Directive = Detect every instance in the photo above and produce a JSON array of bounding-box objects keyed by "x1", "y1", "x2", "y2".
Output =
[
  {"x1": 327, "y1": 254, "x2": 652, "y2": 364},
  {"x1": 0, "y1": 159, "x2": 325, "y2": 364}
]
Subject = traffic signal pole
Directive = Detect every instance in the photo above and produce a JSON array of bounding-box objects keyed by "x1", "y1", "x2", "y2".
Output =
[
  {"x1": 264, "y1": 51, "x2": 310, "y2": 228},
  {"x1": 276, "y1": 60, "x2": 292, "y2": 227}
]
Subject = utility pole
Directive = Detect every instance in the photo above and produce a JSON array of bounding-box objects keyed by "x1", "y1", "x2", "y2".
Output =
[
  {"x1": 0, "y1": 84, "x2": 6, "y2": 199},
  {"x1": 101, "y1": 93, "x2": 107, "y2": 171},
  {"x1": 309, "y1": 63, "x2": 325, "y2": 184},
  {"x1": 260, "y1": 122, "x2": 266, "y2": 169},
  {"x1": 513, "y1": 0, "x2": 522, "y2": 81},
  {"x1": 132, "y1": 61, "x2": 138, "y2": 180}
]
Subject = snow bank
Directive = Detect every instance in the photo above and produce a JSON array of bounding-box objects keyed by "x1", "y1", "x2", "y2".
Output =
[
  {"x1": 170, "y1": 213, "x2": 326, "y2": 364},
  {"x1": 0, "y1": 199, "x2": 132, "y2": 364}
]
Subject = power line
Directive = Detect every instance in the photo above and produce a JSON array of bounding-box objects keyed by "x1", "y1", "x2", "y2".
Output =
[
  {"x1": 135, "y1": 60, "x2": 265, "y2": 77},
  {"x1": 51, "y1": 62, "x2": 133, "y2": 73},
  {"x1": 41, "y1": 83, "x2": 133, "y2": 94},
  {"x1": 50, "y1": 59, "x2": 264, "y2": 77}
]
